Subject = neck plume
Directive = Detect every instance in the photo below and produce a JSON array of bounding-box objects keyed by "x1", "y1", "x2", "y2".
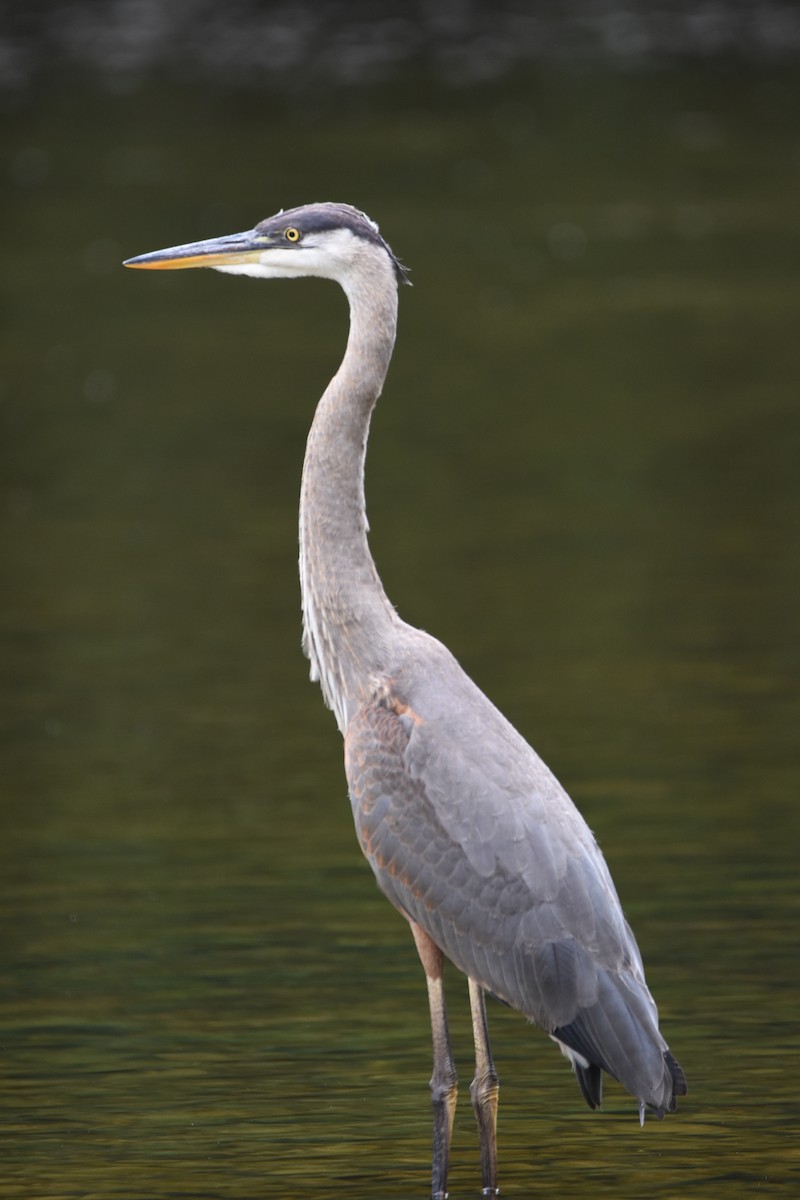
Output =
[{"x1": 299, "y1": 247, "x2": 400, "y2": 731}]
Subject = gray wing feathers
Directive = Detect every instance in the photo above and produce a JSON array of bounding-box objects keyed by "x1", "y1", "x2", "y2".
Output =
[{"x1": 344, "y1": 639, "x2": 679, "y2": 1114}]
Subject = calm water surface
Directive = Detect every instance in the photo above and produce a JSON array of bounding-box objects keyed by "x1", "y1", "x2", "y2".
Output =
[{"x1": 2, "y1": 69, "x2": 799, "y2": 1197}]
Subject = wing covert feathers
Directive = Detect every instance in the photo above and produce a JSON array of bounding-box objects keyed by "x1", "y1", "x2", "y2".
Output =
[{"x1": 344, "y1": 670, "x2": 685, "y2": 1120}]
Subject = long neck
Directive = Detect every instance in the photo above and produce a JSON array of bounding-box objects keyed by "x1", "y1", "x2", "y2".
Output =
[{"x1": 299, "y1": 252, "x2": 400, "y2": 731}]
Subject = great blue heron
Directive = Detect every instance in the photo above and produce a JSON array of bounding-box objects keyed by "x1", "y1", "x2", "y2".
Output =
[{"x1": 125, "y1": 202, "x2": 686, "y2": 1198}]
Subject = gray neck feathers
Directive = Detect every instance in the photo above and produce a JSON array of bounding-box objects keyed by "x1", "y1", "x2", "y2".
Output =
[{"x1": 299, "y1": 245, "x2": 400, "y2": 731}]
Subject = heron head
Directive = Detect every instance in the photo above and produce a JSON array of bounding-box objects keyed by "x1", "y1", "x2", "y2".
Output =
[{"x1": 124, "y1": 201, "x2": 409, "y2": 286}]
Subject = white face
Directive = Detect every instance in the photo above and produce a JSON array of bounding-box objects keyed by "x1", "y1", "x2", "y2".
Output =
[{"x1": 213, "y1": 227, "x2": 363, "y2": 283}]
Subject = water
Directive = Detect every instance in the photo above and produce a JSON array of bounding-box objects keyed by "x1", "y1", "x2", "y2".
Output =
[{"x1": 2, "y1": 67, "x2": 799, "y2": 1196}]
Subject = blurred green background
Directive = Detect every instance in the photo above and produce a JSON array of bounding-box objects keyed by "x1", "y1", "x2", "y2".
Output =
[{"x1": 2, "y1": 5, "x2": 799, "y2": 1197}]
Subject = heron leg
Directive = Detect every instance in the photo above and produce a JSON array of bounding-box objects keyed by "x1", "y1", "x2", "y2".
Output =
[
  {"x1": 468, "y1": 977, "x2": 500, "y2": 1198},
  {"x1": 410, "y1": 921, "x2": 457, "y2": 1200}
]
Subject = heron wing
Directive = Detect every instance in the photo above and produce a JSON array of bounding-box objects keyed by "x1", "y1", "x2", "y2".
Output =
[{"x1": 344, "y1": 636, "x2": 678, "y2": 1113}]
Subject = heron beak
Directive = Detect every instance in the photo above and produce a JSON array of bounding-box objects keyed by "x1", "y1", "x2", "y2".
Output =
[{"x1": 123, "y1": 229, "x2": 268, "y2": 270}]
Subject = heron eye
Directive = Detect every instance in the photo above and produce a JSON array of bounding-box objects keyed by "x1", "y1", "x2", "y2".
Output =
[{"x1": 285, "y1": 227, "x2": 301, "y2": 243}]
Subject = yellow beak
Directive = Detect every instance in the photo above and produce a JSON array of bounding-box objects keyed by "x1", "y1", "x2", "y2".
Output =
[{"x1": 124, "y1": 229, "x2": 267, "y2": 270}]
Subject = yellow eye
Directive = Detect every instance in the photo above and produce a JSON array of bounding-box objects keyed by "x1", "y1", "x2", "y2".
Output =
[{"x1": 285, "y1": 227, "x2": 301, "y2": 242}]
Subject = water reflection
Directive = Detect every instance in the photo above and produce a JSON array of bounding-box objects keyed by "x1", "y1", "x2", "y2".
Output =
[{"x1": 2, "y1": 64, "x2": 799, "y2": 1198}]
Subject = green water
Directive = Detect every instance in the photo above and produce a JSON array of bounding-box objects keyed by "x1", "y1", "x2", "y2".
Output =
[{"x1": 2, "y1": 68, "x2": 799, "y2": 1197}]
